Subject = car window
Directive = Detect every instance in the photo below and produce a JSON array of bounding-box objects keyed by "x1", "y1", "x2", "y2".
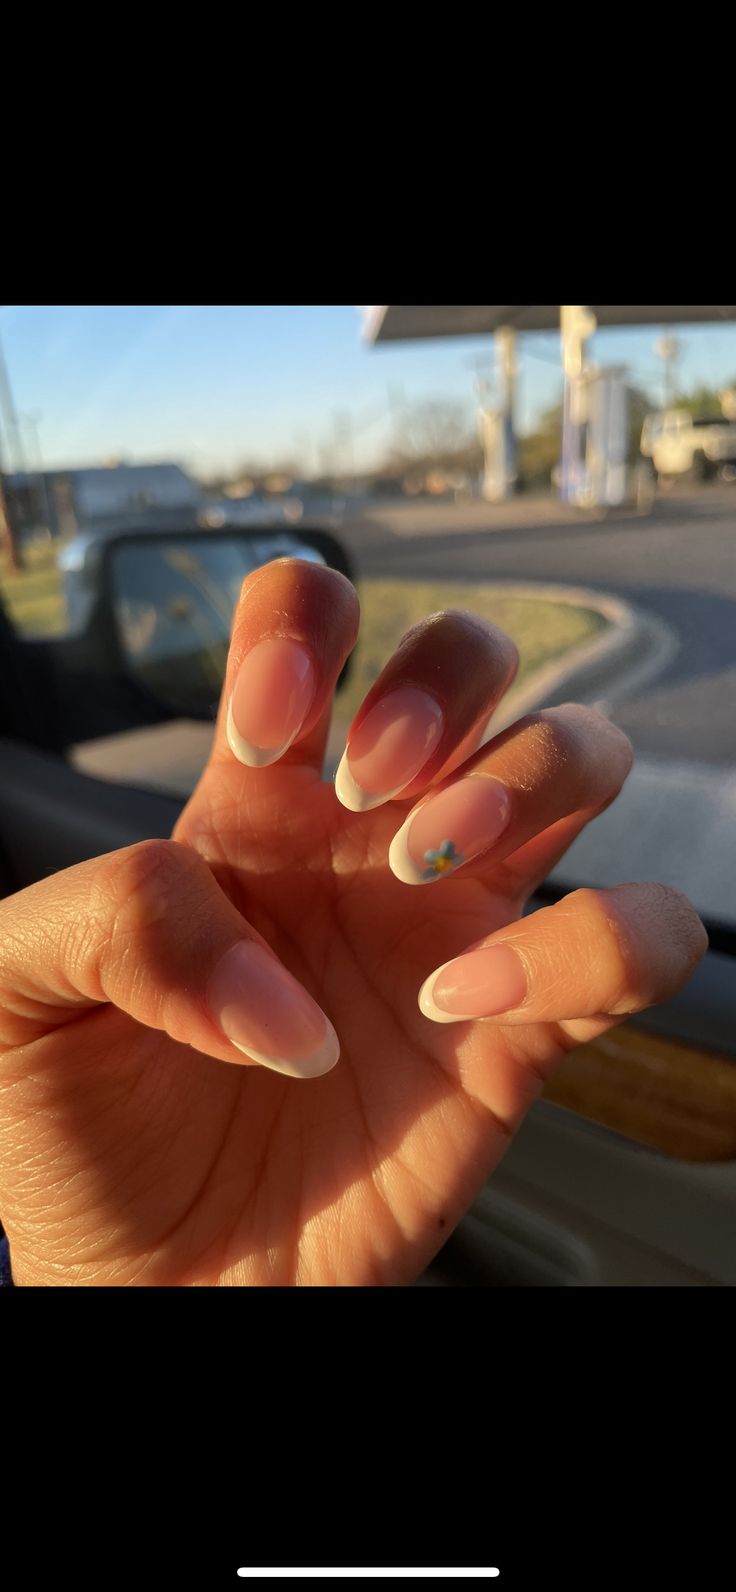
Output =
[{"x1": 1, "y1": 304, "x2": 734, "y2": 930}]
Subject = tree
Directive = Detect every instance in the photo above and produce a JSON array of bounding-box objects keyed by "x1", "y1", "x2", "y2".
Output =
[
  {"x1": 201, "y1": 458, "x2": 301, "y2": 497},
  {"x1": 517, "y1": 396, "x2": 564, "y2": 487},
  {"x1": 386, "y1": 398, "x2": 481, "y2": 475},
  {"x1": 671, "y1": 382, "x2": 736, "y2": 421},
  {"x1": 626, "y1": 384, "x2": 655, "y2": 460}
]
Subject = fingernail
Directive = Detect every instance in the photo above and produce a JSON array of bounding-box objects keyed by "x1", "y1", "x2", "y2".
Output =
[
  {"x1": 208, "y1": 942, "x2": 339, "y2": 1078},
  {"x1": 389, "y1": 774, "x2": 511, "y2": 885},
  {"x1": 227, "y1": 638, "x2": 315, "y2": 768},
  {"x1": 335, "y1": 687, "x2": 444, "y2": 812},
  {"x1": 418, "y1": 944, "x2": 527, "y2": 1024}
]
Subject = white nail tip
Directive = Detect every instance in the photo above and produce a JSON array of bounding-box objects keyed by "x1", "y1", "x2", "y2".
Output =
[
  {"x1": 226, "y1": 700, "x2": 295, "y2": 769},
  {"x1": 418, "y1": 964, "x2": 475, "y2": 1024},
  {"x1": 388, "y1": 815, "x2": 433, "y2": 886},
  {"x1": 230, "y1": 1017, "x2": 340, "y2": 1079},
  {"x1": 334, "y1": 751, "x2": 400, "y2": 813}
]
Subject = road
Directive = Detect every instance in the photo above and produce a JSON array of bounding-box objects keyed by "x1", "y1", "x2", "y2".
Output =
[{"x1": 337, "y1": 488, "x2": 736, "y2": 767}]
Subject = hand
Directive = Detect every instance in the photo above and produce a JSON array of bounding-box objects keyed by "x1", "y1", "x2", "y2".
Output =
[{"x1": 0, "y1": 560, "x2": 707, "y2": 1285}]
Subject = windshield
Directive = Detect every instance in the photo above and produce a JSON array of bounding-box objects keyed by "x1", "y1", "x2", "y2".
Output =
[{"x1": 0, "y1": 304, "x2": 734, "y2": 929}]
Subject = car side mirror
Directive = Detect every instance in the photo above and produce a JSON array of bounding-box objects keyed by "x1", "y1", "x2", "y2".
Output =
[{"x1": 100, "y1": 526, "x2": 354, "y2": 721}]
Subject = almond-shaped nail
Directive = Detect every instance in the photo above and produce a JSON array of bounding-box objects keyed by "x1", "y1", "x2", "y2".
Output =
[
  {"x1": 389, "y1": 774, "x2": 511, "y2": 885},
  {"x1": 335, "y1": 686, "x2": 444, "y2": 812},
  {"x1": 418, "y1": 944, "x2": 527, "y2": 1024},
  {"x1": 208, "y1": 941, "x2": 339, "y2": 1078},
  {"x1": 227, "y1": 638, "x2": 315, "y2": 768}
]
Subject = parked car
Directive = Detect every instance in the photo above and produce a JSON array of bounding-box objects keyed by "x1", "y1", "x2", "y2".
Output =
[
  {"x1": 641, "y1": 410, "x2": 736, "y2": 481},
  {"x1": 198, "y1": 492, "x2": 304, "y2": 531}
]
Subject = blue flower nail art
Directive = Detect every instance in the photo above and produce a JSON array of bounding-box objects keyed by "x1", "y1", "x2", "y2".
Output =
[{"x1": 422, "y1": 839, "x2": 465, "y2": 881}]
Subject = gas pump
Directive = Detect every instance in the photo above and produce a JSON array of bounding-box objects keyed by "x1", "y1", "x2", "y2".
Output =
[
  {"x1": 559, "y1": 306, "x2": 652, "y2": 512},
  {"x1": 567, "y1": 365, "x2": 630, "y2": 508}
]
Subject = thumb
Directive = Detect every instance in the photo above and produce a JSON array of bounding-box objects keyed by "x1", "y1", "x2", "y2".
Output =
[{"x1": 0, "y1": 840, "x2": 339, "y2": 1080}]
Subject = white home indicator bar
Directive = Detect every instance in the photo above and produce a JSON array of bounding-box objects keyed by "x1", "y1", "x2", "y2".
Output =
[{"x1": 237, "y1": 1572, "x2": 500, "y2": 1580}]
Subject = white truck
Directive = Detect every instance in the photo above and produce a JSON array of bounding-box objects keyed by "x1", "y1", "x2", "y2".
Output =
[{"x1": 640, "y1": 410, "x2": 736, "y2": 482}]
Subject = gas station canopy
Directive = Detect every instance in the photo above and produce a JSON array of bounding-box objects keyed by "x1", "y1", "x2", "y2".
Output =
[
  {"x1": 362, "y1": 305, "x2": 736, "y2": 509},
  {"x1": 364, "y1": 306, "x2": 736, "y2": 342}
]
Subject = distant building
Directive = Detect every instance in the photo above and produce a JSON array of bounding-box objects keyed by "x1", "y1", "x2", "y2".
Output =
[{"x1": 5, "y1": 462, "x2": 203, "y2": 540}]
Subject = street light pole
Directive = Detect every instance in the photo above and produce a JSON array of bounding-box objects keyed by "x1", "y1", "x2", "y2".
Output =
[{"x1": 655, "y1": 334, "x2": 680, "y2": 410}]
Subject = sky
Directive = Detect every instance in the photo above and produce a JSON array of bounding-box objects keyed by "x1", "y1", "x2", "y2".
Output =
[{"x1": 1, "y1": 305, "x2": 736, "y2": 480}]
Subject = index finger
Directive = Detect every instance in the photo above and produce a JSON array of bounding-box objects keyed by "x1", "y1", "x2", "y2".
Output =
[{"x1": 211, "y1": 557, "x2": 360, "y2": 773}]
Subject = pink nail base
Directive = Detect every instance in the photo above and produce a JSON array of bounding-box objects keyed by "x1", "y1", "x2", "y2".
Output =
[
  {"x1": 335, "y1": 687, "x2": 444, "y2": 813},
  {"x1": 209, "y1": 941, "x2": 340, "y2": 1078},
  {"x1": 419, "y1": 944, "x2": 527, "y2": 1023},
  {"x1": 390, "y1": 776, "x2": 511, "y2": 885},
  {"x1": 228, "y1": 638, "x2": 315, "y2": 768}
]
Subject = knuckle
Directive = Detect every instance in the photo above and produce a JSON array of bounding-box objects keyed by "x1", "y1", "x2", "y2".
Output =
[
  {"x1": 550, "y1": 704, "x2": 634, "y2": 774},
  {"x1": 89, "y1": 841, "x2": 213, "y2": 1007},
  {"x1": 95, "y1": 840, "x2": 200, "y2": 939},
  {"x1": 412, "y1": 608, "x2": 518, "y2": 664},
  {"x1": 572, "y1": 883, "x2": 708, "y2": 1014},
  {"x1": 561, "y1": 887, "x2": 637, "y2": 1008},
  {"x1": 508, "y1": 712, "x2": 583, "y2": 788}
]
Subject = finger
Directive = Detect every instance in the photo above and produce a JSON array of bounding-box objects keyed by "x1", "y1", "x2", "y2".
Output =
[
  {"x1": 212, "y1": 557, "x2": 359, "y2": 773},
  {"x1": 0, "y1": 840, "x2": 340, "y2": 1080},
  {"x1": 418, "y1": 883, "x2": 708, "y2": 1048},
  {"x1": 334, "y1": 609, "x2": 519, "y2": 812},
  {"x1": 388, "y1": 704, "x2": 633, "y2": 886},
  {"x1": 490, "y1": 792, "x2": 623, "y2": 902}
]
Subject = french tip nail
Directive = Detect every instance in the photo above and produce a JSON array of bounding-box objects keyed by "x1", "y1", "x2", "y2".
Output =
[
  {"x1": 232, "y1": 1018, "x2": 341, "y2": 1079},
  {"x1": 334, "y1": 751, "x2": 390, "y2": 812},
  {"x1": 226, "y1": 701, "x2": 293, "y2": 768},
  {"x1": 418, "y1": 965, "x2": 473, "y2": 1024},
  {"x1": 388, "y1": 817, "x2": 431, "y2": 886}
]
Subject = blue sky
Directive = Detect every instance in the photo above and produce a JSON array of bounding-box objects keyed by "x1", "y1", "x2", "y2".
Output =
[{"x1": 1, "y1": 305, "x2": 736, "y2": 479}]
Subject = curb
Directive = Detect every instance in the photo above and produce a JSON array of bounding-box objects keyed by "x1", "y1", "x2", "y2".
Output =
[{"x1": 486, "y1": 583, "x2": 679, "y2": 733}]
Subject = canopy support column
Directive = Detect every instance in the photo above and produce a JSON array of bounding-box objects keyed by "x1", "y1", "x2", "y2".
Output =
[
  {"x1": 480, "y1": 326, "x2": 517, "y2": 502},
  {"x1": 559, "y1": 306, "x2": 597, "y2": 505}
]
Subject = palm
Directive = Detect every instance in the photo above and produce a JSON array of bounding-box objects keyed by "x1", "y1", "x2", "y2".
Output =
[
  {"x1": 14, "y1": 758, "x2": 553, "y2": 1288},
  {"x1": 2, "y1": 563, "x2": 704, "y2": 1288}
]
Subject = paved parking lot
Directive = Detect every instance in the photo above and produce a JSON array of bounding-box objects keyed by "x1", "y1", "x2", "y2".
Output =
[{"x1": 338, "y1": 487, "x2": 736, "y2": 767}]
